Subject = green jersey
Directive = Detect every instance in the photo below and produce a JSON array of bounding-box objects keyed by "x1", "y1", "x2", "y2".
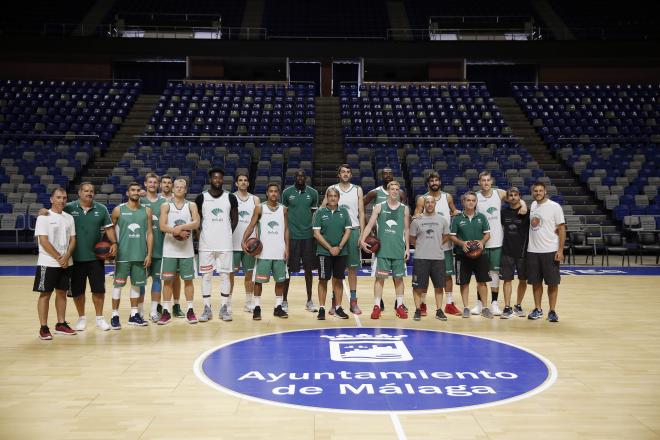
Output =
[
  {"x1": 450, "y1": 211, "x2": 490, "y2": 256},
  {"x1": 64, "y1": 201, "x2": 113, "y2": 262},
  {"x1": 140, "y1": 195, "x2": 166, "y2": 259},
  {"x1": 376, "y1": 201, "x2": 406, "y2": 259},
  {"x1": 313, "y1": 206, "x2": 351, "y2": 256},
  {"x1": 374, "y1": 186, "x2": 390, "y2": 204},
  {"x1": 281, "y1": 185, "x2": 319, "y2": 239},
  {"x1": 116, "y1": 203, "x2": 149, "y2": 262}
]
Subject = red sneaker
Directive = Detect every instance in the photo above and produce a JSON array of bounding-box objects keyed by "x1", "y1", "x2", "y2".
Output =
[
  {"x1": 157, "y1": 310, "x2": 172, "y2": 325},
  {"x1": 444, "y1": 303, "x2": 462, "y2": 316},
  {"x1": 39, "y1": 326, "x2": 53, "y2": 340},
  {"x1": 420, "y1": 303, "x2": 428, "y2": 316},
  {"x1": 395, "y1": 304, "x2": 408, "y2": 319},
  {"x1": 370, "y1": 305, "x2": 381, "y2": 319},
  {"x1": 54, "y1": 322, "x2": 76, "y2": 335},
  {"x1": 186, "y1": 308, "x2": 198, "y2": 324}
]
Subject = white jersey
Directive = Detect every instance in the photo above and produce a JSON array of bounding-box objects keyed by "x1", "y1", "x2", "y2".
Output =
[
  {"x1": 34, "y1": 210, "x2": 76, "y2": 267},
  {"x1": 528, "y1": 199, "x2": 565, "y2": 253},
  {"x1": 198, "y1": 191, "x2": 233, "y2": 252},
  {"x1": 163, "y1": 200, "x2": 195, "y2": 258},
  {"x1": 425, "y1": 191, "x2": 453, "y2": 251},
  {"x1": 477, "y1": 190, "x2": 503, "y2": 248},
  {"x1": 258, "y1": 203, "x2": 286, "y2": 260},
  {"x1": 332, "y1": 183, "x2": 360, "y2": 228},
  {"x1": 233, "y1": 192, "x2": 257, "y2": 251}
]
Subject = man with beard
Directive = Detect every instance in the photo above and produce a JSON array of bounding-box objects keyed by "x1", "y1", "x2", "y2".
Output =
[{"x1": 500, "y1": 187, "x2": 530, "y2": 319}]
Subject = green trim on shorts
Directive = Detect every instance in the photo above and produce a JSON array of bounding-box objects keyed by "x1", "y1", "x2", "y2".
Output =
[
  {"x1": 233, "y1": 251, "x2": 256, "y2": 272},
  {"x1": 375, "y1": 257, "x2": 406, "y2": 279},
  {"x1": 443, "y1": 250, "x2": 455, "y2": 275},
  {"x1": 484, "y1": 247, "x2": 502, "y2": 272},
  {"x1": 114, "y1": 261, "x2": 147, "y2": 287},
  {"x1": 161, "y1": 257, "x2": 196, "y2": 280},
  {"x1": 254, "y1": 259, "x2": 288, "y2": 283},
  {"x1": 346, "y1": 228, "x2": 361, "y2": 268}
]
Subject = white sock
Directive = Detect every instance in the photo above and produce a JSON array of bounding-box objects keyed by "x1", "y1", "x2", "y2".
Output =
[
  {"x1": 221, "y1": 294, "x2": 228, "y2": 306},
  {"x1": 112, "y1": 309, "x2": 119, "y2": 317},
  {"x1": 203, "y1": 296, "x2": 211, "y2": 307},
  {"x1": 421, "y1": 293, "x2": 427, "y2": 303},
  {"x1": 253, "y1": 296, "x2": 261, "y2": 306},
  {"x1": 396, "y1": 295, "x2": 404, "y2": 306},
  {"x1": 187, "y1": 301, "x2": 193, "y2": 310},
  {"x1": 137, "y1": 303, "x2": 144, "y2": 316},
  {"x1": 446, "y1": 292, "x2": 454, "y2": 304},
  {"x1": 276, "y1": 296, "x2": 283, "y2": 306},
  {"x1": 96, "y1": 315, "x2": 104, "y2": 321},
  {"x1": 151, "y1": 301, "x2": 159, "y2": 315},
  {"x1": 130, "y1": 307, "x2": 138, "y2": 317},
  {"x1": 374, "y1": 297, "x2": 382, "y2": 306},
  {"x1": 174, "y1": 300, "x2": 180, "y2": 305},
  {"x1": 163, "y1": 301, "x2": 171, "y2": 312}
]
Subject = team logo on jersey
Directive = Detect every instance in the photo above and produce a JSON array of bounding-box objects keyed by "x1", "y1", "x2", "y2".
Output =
[
  {"x1": 212, "y1": 208, "x2": 223, "y2": 216},
  {"x1": 174, "y1": 219, "x2": 186, "y2": 226},
  {"x1": 425, "y1": 228, "x2": 435, "y2": 237},
  {"x1": 385, "y1": 219, "x2": 397, "y2": 228},
  {"x1": 239, "y1": 210, "x2": 250, "y2": 218},
  {"x1": 127, "y1": 223, "x2": 141, "y2": 238},
  {"x1": 267, "y1": 220, "x2": 279, "y2": 230},
  {"x1": 487, "y1": 207, "x2": 498, "y2": 215},
  {"x1": 531, "y1": 215, "x2": 542, "y2": 230}
]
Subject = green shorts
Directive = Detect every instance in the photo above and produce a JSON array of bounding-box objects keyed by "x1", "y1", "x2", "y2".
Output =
[
  {"x1": 149, "y1": 258, "x2": 162, "y2": 278},
  {"x1": 484, "y1": 247, "x2": 502, "y2": 272},
  {"x1": 161, "y1": 257, "x2": 196, "y2": 280},
  {"x1": 443, "y1": 250, "x2": 455, "y2": 275},
  {"x1": 114, "y1": 261, "x2": 147, "y2": 287},
  {"x1": 233, "y1": 251, "x2": 256, "y2": 272},
  {"x1": 375, "y1": 257, "x2": 406, "y2": 279},
  {"x1": 253, "y1": 259, "x2": 288, "y2": 284},
  {"x1": 346, "y1": 228, "x2": 361, "y2": 269}
]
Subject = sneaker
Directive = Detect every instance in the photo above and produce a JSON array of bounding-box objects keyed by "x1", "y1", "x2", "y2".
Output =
[
  {"x1": 305, "y1": 300, "x2": 318, "y2": 312},
  {"x1": 413, "y1": 309, "x2": 422, "y2": 321},
  {"x1": 420, "y1": 303, "x2": 428, "y2": 316},
  {"x1": 528, "y1": 308, "x2": 544, "y2": 320},
  {"x1": 39, "y1": 325, "x2": 52, "y2": 340},
  {"x1": 470, "y1": 300, "x2": 483, "y2": 315},
  {"x1": 111, "y1": 315, "x2": 121, "y2": 330},
  {"x1": 128, "y1": 314, "x2": 148, "y2": 326},
  {"x1": 547, "y1": 310, "x2": 559, "y2": 323},
  {"x1": 253, "y1": 305, "x2": 262, "y2": 321},
  {"x1": 244, "y1": 301, "x2": 253, "y2": 313},
  {"x1": 156, "y1": 303, "x2": 163, "y2": 314},
  {"x1": 317, "y1": 307, "x2": 326, "y2": 320},
  {"x1": 186, "y1": 308, "x2": 198, "y2": 324},
  {"x1": 513, "y1": 304, "x2": 525, "y2": 317},
  {"x1": 54, "y1": 321, "x2": 76, "y2": 335},
  {"x1": 220, "y1": 304, "x2": 233, "y2": 322},
  {"x1": 435, "y1": 309, "x2": 448, "y2": 321},
  {"x1": 481, "y1": 308, "x2": 494, "y2": 319},
  {"x1": 96, "y1": 317, "x2": 111, "y2": 331},
  {"x1": 380, "y1": 298, "x2": 385, "y2": 312},
  {"x1": 462, "y1": 307, "x2": 471, "y2": 318},
  {"x1": 150, "y1": 313, "x2": 161, "y2": 323},
  {"x1": 349, "y1": 299, "x2": 362, "y2": 315},
  {"x1": 501, "y1": 306, "x2": 513, "y2": 319},
  {"x1": 395, "y1": 301, "x2": 409, "y2": 313},
  {"x1": 395, "y1": 304, "x2": 408, "y2": 319},
  {"x1": 444, "y1": 303, "x2": 462, "y2": 316},
  {"x1": 274, "y1": 304, "x2": 288, "y2": 318},
  {"x1": 157, "y1": 310, "x2": 171, "y2": 325},
  {"x1": 172, "y1": 303, "x2": 185, "y2": 318},
  {"x1": 199, "y1": 305, "x2": 213, "y2": 322},
  {"x1": 75, "y1": 316, "x2": 87, "y2": 331},
  {"x1": 490, "y1": 301, "x2": 502, "y2": 316},
  {"x1": 334, "y1": 306, "x2": 349, "y2": 319},
  {"x1": 370, "y1": 305, "x2": 381, "y2": 319},
  {"x1": 281, "y1": 300, "x2": 289, "y2": 313}
]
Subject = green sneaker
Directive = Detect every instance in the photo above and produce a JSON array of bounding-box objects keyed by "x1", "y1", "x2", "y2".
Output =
[{"x1": 172, "y1": 303, "x2": 185, "y2": 318}]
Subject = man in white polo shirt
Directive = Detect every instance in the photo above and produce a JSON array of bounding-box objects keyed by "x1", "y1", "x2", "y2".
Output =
[{"x1": 526, "y1": 181, "x2": 566, "y2": 323}]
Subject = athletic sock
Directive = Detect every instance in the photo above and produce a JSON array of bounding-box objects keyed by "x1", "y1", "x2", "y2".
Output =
[
  {"x1": 275, "y1": 296, "x2": 283, "y2": 306},
  {"x1": 350, "y1": 290, "x2": 357, "y2": 300},
  {"x1": 446, "y1": 292, "x2": 454, "y2": 304}
]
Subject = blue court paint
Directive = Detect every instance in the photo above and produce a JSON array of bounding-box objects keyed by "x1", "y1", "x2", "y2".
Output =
[{"x1": 195, "y1": 328, "x2": 557, "y2": 413}]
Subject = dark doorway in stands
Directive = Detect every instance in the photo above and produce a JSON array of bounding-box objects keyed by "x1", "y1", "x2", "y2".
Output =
[
  {"x1": 466, "y1": 64, "x2": 537, "y2": 96},
  {"x1": 288, "y1": 61, "x2": 321, "y2": 96},
  {"x1": 332, "y1": 61, "x2": 360, "y2": 96},
  {"x1": 113, "y1": 61, "x2": 186, "y2": 94}
]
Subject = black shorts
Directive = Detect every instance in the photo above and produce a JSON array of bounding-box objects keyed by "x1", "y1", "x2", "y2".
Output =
[
  {"x1": 288, "y1": 237, "x2": 319, "y2": 272},
  {"x1": 455, "y1": 254, "x2": 490, "y2": 286},
  {"x1": 526, "y1": 252, "x2": 561, "y2": 286},
  {"x1": 412, "y1": 259, "x2": 445, "y2": 290},
  {"x1": 33, "y1": 266, "x2": 71, "y2": 293},
  {"x1": 70, "y1": 260, "x2": 107, "y2": 297},
  {"x1": 500, "y1": 255, "x2": 527, "y2": 281},
  {"x1": 318, "y1": 255, "x2": 347, "y2": 281}
]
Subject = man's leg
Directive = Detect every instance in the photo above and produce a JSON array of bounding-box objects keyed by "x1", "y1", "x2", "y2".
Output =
[
  {"x1": 55, "y1": 288, "x2": 67, "y2": 324},
  {"x1": 503, "y1": 280, "x2": 513, "y2": 307},
  {"x1": 548, "y1": 284, "x2": 558, "y2": 311},
  {"x1": 37, "y1": 292, "x2": 52, "y2": 326}
]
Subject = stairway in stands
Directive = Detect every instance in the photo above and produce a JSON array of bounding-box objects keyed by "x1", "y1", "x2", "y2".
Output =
[
  {"x1": 312, "y1": 96, "x2": 344, "y2": 195},
  {"x1": 77, "y1": 94, "x2": 159, "y2": 189},
  {"x1": 496, "y1": 97, "x2": 615, "y2": 233}
]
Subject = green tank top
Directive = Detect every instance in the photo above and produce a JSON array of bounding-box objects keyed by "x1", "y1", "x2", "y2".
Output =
[
  {"x1": 375, "y1": 186, "x2": 400, "y2": 204},
  {"x1": 117, "y1": 203, "x2": 148, "y2": 262},
  {"x1": 376, "y1": 201, "x2": 406, "y2": 259},
  {"x1": 140, "y1": 196, "x2": 166, "y2": 259}
]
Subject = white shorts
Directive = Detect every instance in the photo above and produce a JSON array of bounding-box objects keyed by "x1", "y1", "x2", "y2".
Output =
[{"x1": 198, "y1": 250, "x2": 233, "y2": 274}]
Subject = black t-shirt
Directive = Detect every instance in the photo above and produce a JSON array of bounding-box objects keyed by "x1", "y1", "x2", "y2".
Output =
[{"x1": 501, "y1": 206, "x2": 530, "y2": 258}]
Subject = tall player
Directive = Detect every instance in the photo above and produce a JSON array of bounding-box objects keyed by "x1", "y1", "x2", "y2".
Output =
[
  {"x1": 242, "y1": 183, "x2": 290, "y2": 320},
  {"x1": 140, "y1": 173, "x2": 166, "y2": 322},
  {"x1": 231, "y1": 172, "x2": 260, "y2": 312},
  {"x1": 195, "y1": 168, "x2": 238, "y2": 322},
  {"x1": 413, "y1": 172, "x2": 461, "y2": 316}
]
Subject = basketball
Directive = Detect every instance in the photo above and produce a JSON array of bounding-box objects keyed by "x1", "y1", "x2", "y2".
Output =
[
  {"x1": 364, "y1": 235, "x2": 380, "y2": 254},
  {"x1": 245, "y1": 237, "x2": 263, "y2": 256},
  {"x1": 465, "y1": 240, "x2": 483, "y2": 259},
  {"x1": 173, "y1": 231, "x2": 189, "y2": 241},
  {"x1": 94, "y1": 241, "x2": 112, "y2": 260}
]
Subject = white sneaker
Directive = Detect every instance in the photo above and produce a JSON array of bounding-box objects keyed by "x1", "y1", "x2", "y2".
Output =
[
  {"x1": 305, "y1": 300, "x2": 318, "y2": 312},
  {"x1": 282, "y1": 300, "x2": 289, "y2": 313},
  {"x1": 75, "y1": 316, "x2": 87, "y2": 331},
  {"x1": 490, "y1": 301, "x2": 502, "y2": 316},
  {"x1": 244, "y1": 302, "x2": 253, "y2": 312},
  {"x1": 470, "y1": 300, "x2": 483, "y2": 315},
  {"x1": 95, "y1": 317, "x2": 111, "y2": 331}
]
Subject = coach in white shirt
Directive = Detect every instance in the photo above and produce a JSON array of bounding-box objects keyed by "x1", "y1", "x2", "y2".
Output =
[{"x1": 526, "y1": 181, "x2": 565, "y2": 323}]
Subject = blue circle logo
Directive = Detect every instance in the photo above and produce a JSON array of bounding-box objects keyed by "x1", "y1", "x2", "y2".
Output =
[{"x1": 194, "y1": 328, "x2": 556, "y2": 413}]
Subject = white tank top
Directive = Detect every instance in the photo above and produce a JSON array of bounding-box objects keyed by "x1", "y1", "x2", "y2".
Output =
[
  {"x1": 233, "y1": 192, "x2": 256, "y2": 251},
  {"x1": 258, "y1": 203, "x2": 286, "y2": 260},
  {"x1": 199, "y1": 191, "x2": 234, "y2": 252},
  {"x1": 332, "y1": 183, "x2": 359, "y2": 228},
  {"x1": 162, "y1": 200, "x2": 195, "y2": 258},
  {"x1": 425, "y1": 191, "x2": 453, "y2": 251},
  {"x1": 477, "y1": 190, "x2": 503, "y2": 248}
]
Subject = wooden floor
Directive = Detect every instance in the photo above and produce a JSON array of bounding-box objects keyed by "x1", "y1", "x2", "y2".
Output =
[{"x1": 1, "y1": 273, "x2": 659, "y2": 440}]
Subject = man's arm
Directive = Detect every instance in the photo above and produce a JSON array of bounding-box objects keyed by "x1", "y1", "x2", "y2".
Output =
[
  {"x1": 363, "y1": 189, "x2": 376, "y2": 207},
  {"x1": 404, "y1": 206, "x2": 410, "y2": 260},
  {"x1": 283, "y1": 206, "x2": 289, "y2": 260},
  {"x1": 159, "y1": 203, "x2": 172, "y2": 233},
  {"x1": 359, "y1": 203, "x2": 380, "y2": 251},
  {"x1": 399, "y1": 189, "x2": 407, "y2": 205},
  {"x1": 555, "y1": 223, "x2": 566, "y2": 262},
  {"x1": 194, "y1": 193, "x2": 204, "y2": 228},
  {"x1": 413, "y1": 195, "x2": 425, "y2": 217},
  {"x1": 228, "y1": 193, "x2": 238, "y2": 231},
  {"x1": 409, "y1": 219, "x2": 418, "y2": 247},
  {"x1": 144, "y1": 207, "x2": 153, "y2": 268},
  {"x1": 447, "y1": 193, "x2": 461, "y2": 216},
  {"x1": 357, "y1": 186, "x2": 366, "y2": 232}
]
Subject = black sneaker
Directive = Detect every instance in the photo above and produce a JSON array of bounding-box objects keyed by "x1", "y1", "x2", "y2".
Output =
[
  {"x1": 334, "y1": 306, "x2": 349, "y2": 319},
  {"x1": 547, "y1": 310, "x2": 559, "y2": 322},
  {"x1": 172, "y1": 303, "x2": 185, "y2": 318},
  {"x1": 413, "y1": 309, "x2": 422, "y2": 321},
  {"x1": 274, "y1": 304, "x2": 288, "y2": 318},
  {"x1": 252, "y1": 305, "x2": 262, "y2": 321},
  {"x1": 435, "y1": 309, "x2": 448, "y2": 321},
  {"x1": 317, "y1": 307, "x2": 325, "y2": 320},
  {"x1": 128, "y1": 314, "x2": 148, "y2": 326},
  {"x1": 513, "y1": 304, "x2": 525, "y2": 317},
  {"x1": 156, "y1": 303, "x2": 163, "y2": 314},
  {"x1": 501, "y1": 306, "x2": 513, "y2": 319},
  {"x1": 110, "y1": 315, "x2": 121, "y2": 330}
]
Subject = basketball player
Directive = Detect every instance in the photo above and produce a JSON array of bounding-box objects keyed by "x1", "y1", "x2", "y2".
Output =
[
  {"x1": 413, "y1": 172, "x2": 461, "y2": 316},
  {"x1": 159, "y1": 174, "x2": 183, "y2": 317},
  {"x1": 360, "y1": 180, "x2": 410, "y2": 320},
  {"x1": 500, "y1": 187, "x2": 530, "y2": 319},
  {"x1": 231, "y1": 172, "x2": 260, "y2": 313},
  {"x1": 110, "y1": 182, "x2": 153, "y2": 329},
  {"x1": 281, "y1": 169, "x2": 319, "y2": 313},
  {"x1": 448, "y1": 191, "x2": 492, "y2": 319},
  {"x1": 242, "y1": 182, "x2": 290, "y2": 320},
  {"x1": 322, "y1": 164, "x2": 365, "y2": 315},
  {"x1": 195, "y1": 168, "x2": 238, "y2": 322},
  {"x1": 140, "y1": 173, "x2": 166, "y2": 322},
  {"x1": 313, "y1": 187, "x2": 351, "y2": 320},
  {"x1": 473, "y1": 170, "x2": 527, "y2": 316},
  {"x1": 34, "y1": 187, "x2": 77, "y2": 340},
  {"x1": 158, "y1": 178, "x2": 200, "y2": 325}
]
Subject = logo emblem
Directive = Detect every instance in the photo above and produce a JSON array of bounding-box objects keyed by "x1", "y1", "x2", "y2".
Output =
[
  {"x1": 486, "y1": 207, "x2": 498, "y2": 214},
  {"x1": 127, "y1": 223, "x2": 140, "y2": 232},
  {"x1": 212, "y1": 208, "x2": 223, "y2": 216},
  {"x1": 385, "y1": 219, "x2": 398, "y2": 228},
  {"x1": 267, "y1": 220, "x2": 279, "y2": 229},
  {"x1": 239, "y1": 210, "x2": 250, "y2": 218},
  {"x1": 322, "y1": 334, "x2": 412, "y2": 363},
  {"x1": 174, "y1": 219, "x2": 186, "y2": 226}
]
